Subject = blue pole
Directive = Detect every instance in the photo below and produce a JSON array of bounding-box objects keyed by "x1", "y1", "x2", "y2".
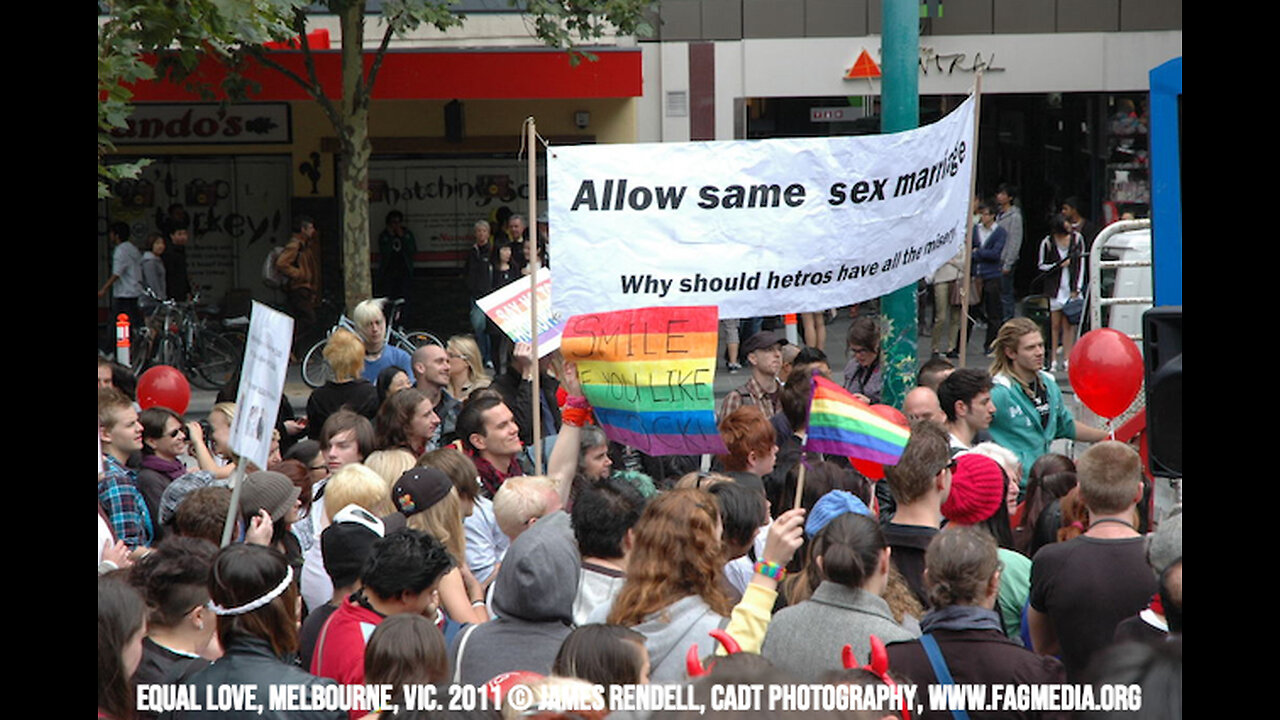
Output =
[{"x1": 1149, "y1": 57, "x2": 1182, "y2": 306}]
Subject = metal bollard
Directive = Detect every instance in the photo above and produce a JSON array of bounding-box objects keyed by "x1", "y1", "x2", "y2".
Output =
[{"x1": 116, "y1": 313, "x2": 131, "y2": 368}]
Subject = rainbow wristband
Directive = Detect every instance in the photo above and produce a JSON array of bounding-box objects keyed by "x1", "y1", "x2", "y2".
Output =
[{"x1": 754, "y1": 561, "x2": 787, "y2": 581}]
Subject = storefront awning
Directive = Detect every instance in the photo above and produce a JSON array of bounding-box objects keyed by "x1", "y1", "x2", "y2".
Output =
[{"x1": 127, "y1": 46, "x2": 642, "y2": 101}]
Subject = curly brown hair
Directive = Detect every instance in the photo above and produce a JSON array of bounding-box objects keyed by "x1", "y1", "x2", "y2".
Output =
[
  {"x1": 374, "y1": 387, "x2": 429, "y2": 453},
  {"x1": 607, "y1": 489, "x2": 732, "y2": 627}
]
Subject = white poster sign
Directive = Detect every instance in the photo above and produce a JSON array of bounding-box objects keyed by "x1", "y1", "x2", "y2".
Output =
[
  {"x1": 549, "y1": 95, "x2": 976, "y2": 319},
  {"x1": 230, "y1": 302, "x2": 292, "y2": 469}
]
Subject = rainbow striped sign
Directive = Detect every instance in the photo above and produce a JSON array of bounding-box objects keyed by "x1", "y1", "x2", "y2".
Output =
[
  {"x1": 477, "y1": 267, "x2": 564, "y2": 358},
  {"x1": 561, "y1": 306, "x2": 728, "y2": 456},
  {"x1": 804, "y1": 374, "x2": 911, "y2": 465}
]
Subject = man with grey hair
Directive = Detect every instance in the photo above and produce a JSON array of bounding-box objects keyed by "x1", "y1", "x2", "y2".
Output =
[
  {"x1": 353, "y1": 298, "x2": 414, "y2": 385},
  {"x1": 464, "y1": 219, "x2": 494, "y2": 367}
]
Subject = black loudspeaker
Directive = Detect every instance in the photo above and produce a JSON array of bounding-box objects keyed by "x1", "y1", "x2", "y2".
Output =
[
  {"x1": 1143, "y1": 307, "x2": 1182, "y2": 476},
  {"x1": 445, "y1": 100, "x2": 464, "y2": 143}
]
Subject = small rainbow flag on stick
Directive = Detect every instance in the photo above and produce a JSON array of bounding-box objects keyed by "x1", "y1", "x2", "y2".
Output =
[{"x1": 804, "y1": 374, "x2": 911, "y2": 465}]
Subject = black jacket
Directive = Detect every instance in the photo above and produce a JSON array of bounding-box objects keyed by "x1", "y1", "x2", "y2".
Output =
[
  {"x1": 166, "y1": 636, "x2": 344, "y2": 720},
  {"x1": 465, "y1": 243, "x2": 493, "y2": 299}
]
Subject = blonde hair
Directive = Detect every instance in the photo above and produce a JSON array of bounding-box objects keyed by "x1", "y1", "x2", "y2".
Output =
[
  {"x1": 446, "y1": 335, "x2": 491, "y2": 399},
  {"x1": 405, "y1": 488, "x2": 468, "y2": 564},
  {"x1": 323, "y1": 328, "x2": 365, "y2": 382},
  {"x1": 351, "y1": 298, "x2": 387, "y2": 338},
  {"x1": 988, "y1": 318, "x2": 1041, "y2": 377},
  {"x1": 211, "y1": 402, "x2": 236, "y2": 426},
  {"x1": 325, "y1": 463, "x2": 394, "y2": 521},
  {"x1": 365, "y1": 448, "x2": 417, "y2": 491},
  {"x1": 493, "y1": 475, "x2": 558, "y2": 540}
]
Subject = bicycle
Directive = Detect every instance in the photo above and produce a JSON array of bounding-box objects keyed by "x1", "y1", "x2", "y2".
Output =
[
  {"x1": 132, "y1": 291, "x2": 242, "y2": 391},
  {"x1": 301, "y1": 298, "x2": 441, "y2": 388}
]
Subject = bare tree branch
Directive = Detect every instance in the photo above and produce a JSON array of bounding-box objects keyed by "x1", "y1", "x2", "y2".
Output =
[
  {"x1": 247, "y1": 46, "x2": 344, "y2": 132},
  {"x1": 363, "y1": 15, "x2": 398, "y2": 105}
]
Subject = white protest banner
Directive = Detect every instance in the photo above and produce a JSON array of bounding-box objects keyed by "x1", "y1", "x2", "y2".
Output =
[
  {"x1": 549, "y1": 95, "x2": 976, "y2": 320},
  {"x1": 229, "y1": 301, "x2": 292, "y2": 470},
  {"x1": 476, "y1": 267, "x2": 565, "y2": 358}
]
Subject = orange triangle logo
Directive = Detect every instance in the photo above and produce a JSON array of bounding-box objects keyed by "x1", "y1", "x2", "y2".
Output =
[{"x1": 844, "y1": 50, "x2": 881, "y2": 79}]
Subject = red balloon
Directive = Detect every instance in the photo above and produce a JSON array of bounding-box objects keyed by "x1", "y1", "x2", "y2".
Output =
[
  {"x1": 1068, "y1": 328, "x2": 1144, "y2": 419},
  {"x1": 870, "y1": 403, "x2": 909, "y2": 428},
  {"x1": 850, "y1": 455, "x2": 885, "y2": 480},
  {"x1": 137, "y1": 365, "x2": 191, "y2": 415}
]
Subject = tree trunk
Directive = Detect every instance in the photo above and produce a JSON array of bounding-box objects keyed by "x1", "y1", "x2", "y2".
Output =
[
  {"x1": 339, "y1": 1, "x2": 372, "y2": 312},
  {"x1": 340, "y1": 116, "x2": 372, "y2": 312}
]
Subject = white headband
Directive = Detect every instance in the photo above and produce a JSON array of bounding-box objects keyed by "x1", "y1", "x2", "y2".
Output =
[{"x1": 208, "y1": 565, "x2": 294, "y2": 616}]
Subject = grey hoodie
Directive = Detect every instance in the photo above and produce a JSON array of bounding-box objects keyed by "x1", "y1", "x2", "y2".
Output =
[
  {"x1": 632, "y1": 595, "x2": 729, "y2": 683},
  {"x1": 449, "y1": 510, "x2": 580, "y2": 684}
]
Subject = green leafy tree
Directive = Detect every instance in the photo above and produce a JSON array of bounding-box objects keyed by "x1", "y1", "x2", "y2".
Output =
[
  {"x1": 98, "y1": 0, "x2": 307, "y2": 197},
  {"x1": 101, "y1": 0, "x2": 653, "y2": 311}
]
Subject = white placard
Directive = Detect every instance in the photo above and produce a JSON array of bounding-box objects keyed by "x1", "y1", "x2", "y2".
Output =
[
  {"x1": 230, "y1": 302, "x2": 293, "y2": 469},
  {"x1": 475, "y1": 267, "x2": 564, "y2": 359},
  {"x1": 549, "y1": 95, "x2": 976, "y2": 320}
]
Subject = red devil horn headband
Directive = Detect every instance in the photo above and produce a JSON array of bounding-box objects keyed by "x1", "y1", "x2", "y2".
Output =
[{"x1": 685, "y1": 629, "x2": 743, "y2": 678}]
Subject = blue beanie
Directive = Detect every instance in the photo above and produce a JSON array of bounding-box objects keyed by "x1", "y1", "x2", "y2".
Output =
[{"x1": 805, "y1": 490, "x2": 872, "y2": 537}]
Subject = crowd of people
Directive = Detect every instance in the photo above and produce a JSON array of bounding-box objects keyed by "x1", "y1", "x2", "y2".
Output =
[
  {"x1": 98, "y1": 260, "x2": 1181, "y2": 720},
  {"x1": 99, "y1": 205, "x2": 195, "y2": 339},
  {"x1": 925, "y1": 186, "x2": 1098, "y2": 369}
]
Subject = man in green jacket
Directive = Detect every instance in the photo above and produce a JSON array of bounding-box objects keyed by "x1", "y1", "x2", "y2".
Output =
[{"x1": 987, "y1": 318, "x2": 1106, "y2": 486}]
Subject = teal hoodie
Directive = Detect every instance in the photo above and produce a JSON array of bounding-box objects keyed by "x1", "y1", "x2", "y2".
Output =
[{"x1": 988, "y1": 371, "x2": 1076, "y2": 486}]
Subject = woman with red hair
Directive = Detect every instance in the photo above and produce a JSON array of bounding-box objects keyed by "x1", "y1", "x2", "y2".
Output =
[{"x1": 717, "y1": 406, "x2": 778, "y2": 476}]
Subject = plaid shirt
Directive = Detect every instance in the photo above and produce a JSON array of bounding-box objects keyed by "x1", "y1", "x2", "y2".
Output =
[
  {"x1": 719, "y1": 375, "x2": 781, "y2": 421},
  {"x1": 98, "y1": 454, "x2": 153, "y2": 548}
]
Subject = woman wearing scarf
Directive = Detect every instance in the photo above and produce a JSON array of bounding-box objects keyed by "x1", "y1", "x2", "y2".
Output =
[
  {"x1": 137, "y1": 406, "x2": 211, "y2": 542},
  {"x1": 885, "y1": 526, "x2": 1066, "y2": 719}
]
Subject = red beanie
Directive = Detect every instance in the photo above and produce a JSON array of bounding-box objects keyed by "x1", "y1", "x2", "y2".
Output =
[{"x1": 942, "y1": 453, "x2": 1005, "y2": 525}]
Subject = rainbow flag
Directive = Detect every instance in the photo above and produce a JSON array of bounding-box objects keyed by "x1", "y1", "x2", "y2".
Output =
[
  {"x1": 804, "y1": 374, "x2": 910, "y2": 465},
  {"x1": 560, "y1": 306, "x2": 727, "y2": 456}
]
